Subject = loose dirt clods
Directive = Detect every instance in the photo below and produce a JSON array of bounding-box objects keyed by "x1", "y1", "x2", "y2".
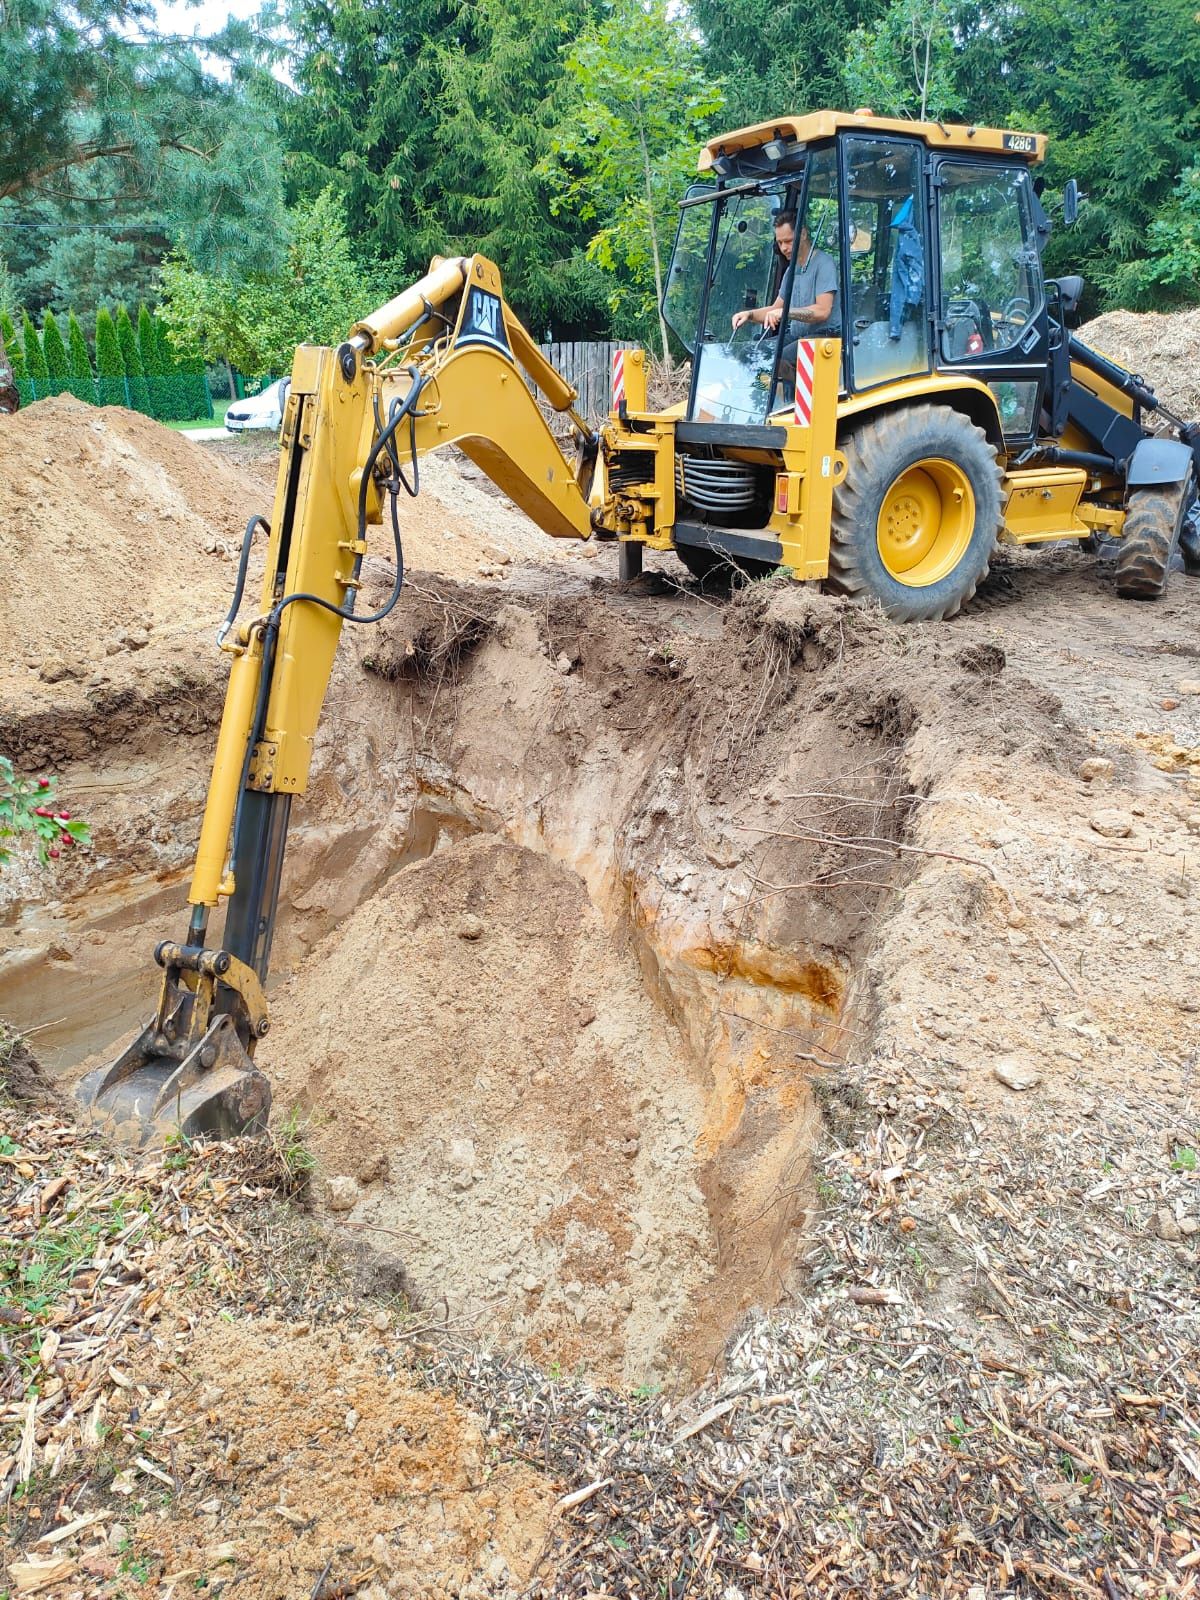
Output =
[{"x1": 2, "y1": 365, "x2": 1200, "y2": 1597}]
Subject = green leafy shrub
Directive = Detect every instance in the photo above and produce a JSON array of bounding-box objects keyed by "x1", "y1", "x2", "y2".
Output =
[
  {"x1": 0, "y1": 759, "x2": 91, "y2": 868},
  {"x1": 1, "y1": 309, "x2": 25, "y2": 380}
]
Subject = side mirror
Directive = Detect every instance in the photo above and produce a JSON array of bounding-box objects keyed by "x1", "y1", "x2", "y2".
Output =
[
  {"x1": 1063, "y1": 178, "x2": 1080, "y2": 227},
  {"x1": 1051, "y1": 275, "x2": 1085, "y2": 327}
]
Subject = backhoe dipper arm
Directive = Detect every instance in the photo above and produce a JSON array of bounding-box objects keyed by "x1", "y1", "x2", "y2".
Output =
[{"x1": 77, "y1": 256, "x2": 599, "y2": 1144}]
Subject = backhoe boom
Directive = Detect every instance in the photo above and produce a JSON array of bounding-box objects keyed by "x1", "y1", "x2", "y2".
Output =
[{"x1": 78, "y1": 256, "x2": 600, "y2": 1144}]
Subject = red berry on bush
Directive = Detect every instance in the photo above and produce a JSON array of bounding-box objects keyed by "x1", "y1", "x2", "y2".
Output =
[
  {"x1": 48, "y1": 848, "x2": 60, "y2": 859},
  {"x1": 37, "y1": 777, "x2": 51, "y2": 790},
  {"x1": 34, "y1": 806, "x2": 53, "y2": 818},
  {"x1": 57, "y1": 812, "x2": 70, "y2": 821}
]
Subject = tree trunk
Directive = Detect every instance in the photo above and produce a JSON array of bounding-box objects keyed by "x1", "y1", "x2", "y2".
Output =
[{"x1": 634, "y1": 102, "x2": 670, "y2": 362}]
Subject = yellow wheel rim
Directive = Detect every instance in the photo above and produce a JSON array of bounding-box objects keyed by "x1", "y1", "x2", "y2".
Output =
[{"x1": 876, "y1": 458, "x2": 975, "y2": 587}]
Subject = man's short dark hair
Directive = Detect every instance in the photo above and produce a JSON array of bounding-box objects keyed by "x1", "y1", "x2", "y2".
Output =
[{"x1": 774, "y1": 210, "x2": 798, "y2": 230}]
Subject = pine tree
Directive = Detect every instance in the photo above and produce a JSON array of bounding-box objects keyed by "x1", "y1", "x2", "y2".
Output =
[
  {"x1": 41, "y1": 310, "x2": 70, "y2": 396},
  {"x1": 95, "y1": 307, "x2": 127, "y2": 406},
  {"x1": 0, "y1": 310, "x2": 25, "y2": 381},
  {"x1": 0, "y1": 252, "x2": 17, "y2": 324},
  {"x1": 22, "y1": 310, "x2": 49, "y2": 395},
  {"x1": 66, "y1": 312, "x2": 95, "y2": 403},
  {"x1": 114, "y1": 305, "x2": 150, "y2": 413}
]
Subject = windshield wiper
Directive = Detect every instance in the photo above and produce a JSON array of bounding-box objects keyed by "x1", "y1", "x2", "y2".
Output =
[{"x1": 678, "y1": 180, "x2": 766, "y2": 210}]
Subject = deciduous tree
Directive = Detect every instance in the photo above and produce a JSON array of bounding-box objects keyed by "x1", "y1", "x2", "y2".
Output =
[
  {"x1": 546, "y1": 0, "x2": 724, "y2": 354},
  {"x1": 1, "y1": 311, "x2": 26, "y2": 380},
  {"x1": 159, "y1": 189, "x2": 374, "y2": 377}
]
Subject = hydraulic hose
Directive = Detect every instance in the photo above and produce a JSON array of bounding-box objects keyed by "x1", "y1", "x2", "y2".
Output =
[
  {"x1": 218, "y1": 370, "x2": 429, "y2": 887},
  {"x1": 217, "y1": 514, "x2": 270, "y2": 648},
  {"x1": 268, "y1": 369, "x2": 428, "y2": 631}
]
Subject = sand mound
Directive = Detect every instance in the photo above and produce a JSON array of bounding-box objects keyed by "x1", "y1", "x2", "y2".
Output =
[
  {"x1": 265, "y1": 833, "x2": 714, "y2": 1385},
  {"x1": 0, "y1": 397, "x2": 261, "y2": 695},
  {"x1": 1079, "y1": 306, "x2": 1200, "y2": 418}
]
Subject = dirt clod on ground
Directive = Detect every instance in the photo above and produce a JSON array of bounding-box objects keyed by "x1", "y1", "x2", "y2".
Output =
[{"x1": 141, "y1": 1320, "x2": 555, "y2": 1599}]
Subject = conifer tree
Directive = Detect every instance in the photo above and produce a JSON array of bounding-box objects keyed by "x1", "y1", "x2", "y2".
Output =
[
  {"x1": 114, "y1": 305, "x2": 150, "y2": 413},
  {"x1": 22, "y1": 310, "x2": 49, "y2": 393},
  {"x1": 151, "y1": 308, "x2": 182, "y2": 422},
  {"x1": 66, "y1": 312, "x2": 95, "y2": 402},
  {"x1": 95, "y1": 307, "x2": 126, "y2": 406},
  {"x1": 0, "y1": 310, "x2": 25, "y2": 381},
  {"x1": 178, "y1": 345, "x2": 212, "y2": 421},
  {"x1": 136, "y1": 303, "x2": 165, "y2": 417},
  {"x1": 41, "y1": 310, "x2": 70, "y2": 396}
]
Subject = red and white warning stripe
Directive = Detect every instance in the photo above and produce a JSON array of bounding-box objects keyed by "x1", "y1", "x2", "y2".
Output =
[
  {"x1": 612, "y1": 348, "x2": 626, "y2": 410},
  {"x1": 793, "y1": 340, "x2": 816, "y2": 426}
]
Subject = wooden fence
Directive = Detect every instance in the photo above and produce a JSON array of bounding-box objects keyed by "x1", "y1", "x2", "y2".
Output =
[{"x1": 531, "y1": 340, "x2": 639, "y2": 423}]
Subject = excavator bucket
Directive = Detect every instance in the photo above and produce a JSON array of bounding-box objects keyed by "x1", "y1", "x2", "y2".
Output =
[{"x1": 74, "y1": 942, "x2": 271, "y2": 1149}]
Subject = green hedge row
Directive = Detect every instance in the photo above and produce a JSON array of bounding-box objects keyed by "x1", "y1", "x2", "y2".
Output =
[
  {"x1": 1, "y1": 303, "x2": 213, "y2": 422},
  {"x1": 14, "y1": 374, "x2": 213, "y2": 417}
]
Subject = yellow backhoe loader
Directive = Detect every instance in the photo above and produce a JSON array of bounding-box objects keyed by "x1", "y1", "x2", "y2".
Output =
[{"x1": 77, "y1": 108, "x2": 1200, "y2": 1142}]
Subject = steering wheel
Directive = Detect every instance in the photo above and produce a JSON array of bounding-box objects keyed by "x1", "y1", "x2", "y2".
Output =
[{"x1": 1001, "y1": 295, "x2": 1031, "y2": 326}]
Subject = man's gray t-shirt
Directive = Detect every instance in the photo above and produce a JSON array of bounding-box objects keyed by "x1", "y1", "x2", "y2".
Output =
[{"x1": 786, "y1": 246, "x2": 840, "y2": 335}]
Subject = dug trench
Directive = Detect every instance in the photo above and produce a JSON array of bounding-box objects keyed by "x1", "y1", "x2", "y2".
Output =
[{"x1": 4, "y1": 532, "x2": 1141, "y2": 1388}]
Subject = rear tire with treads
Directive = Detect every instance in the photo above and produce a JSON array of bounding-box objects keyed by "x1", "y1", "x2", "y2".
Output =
[
  {"x1": 829, "y1": 404, "x2": 1003, "y2": 622},
  {"x1": 1114, "y1": 476, "x2": 1193, "y2": 599}
]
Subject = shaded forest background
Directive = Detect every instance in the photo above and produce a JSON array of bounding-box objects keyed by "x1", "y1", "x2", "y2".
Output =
[{"x1": 2, "y1": 0, "x2": 1199, "y2": 375}]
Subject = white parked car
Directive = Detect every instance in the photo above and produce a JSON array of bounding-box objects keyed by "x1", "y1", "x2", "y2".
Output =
[{"x1": 224, "y1": 378, "x2": 289, "y2": 433}]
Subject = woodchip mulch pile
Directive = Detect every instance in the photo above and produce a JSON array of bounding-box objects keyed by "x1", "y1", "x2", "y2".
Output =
[{"x1": 3, "y1": 1032, "x2": 1197, "y2": 1598}]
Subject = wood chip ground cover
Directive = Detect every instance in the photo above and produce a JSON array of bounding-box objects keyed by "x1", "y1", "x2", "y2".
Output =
[{"x1": 2, "y1": 1031, "x2": 1197, "y2": 1598}]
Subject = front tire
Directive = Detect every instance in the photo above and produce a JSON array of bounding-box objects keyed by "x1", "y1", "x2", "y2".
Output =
[
  {"x1": 1114, "y1": 476, "x2": 1193, "y2": 598},
  {"x1": 829, "y1": 404, "x2": 1003, "y2": 622}
]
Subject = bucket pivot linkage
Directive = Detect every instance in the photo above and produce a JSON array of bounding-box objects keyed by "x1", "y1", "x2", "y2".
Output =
[{"x1": 75, "y1": 941, "x2": 271, "y2": 1148}]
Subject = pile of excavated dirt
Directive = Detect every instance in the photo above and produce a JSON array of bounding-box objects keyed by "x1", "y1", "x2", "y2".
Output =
[
  {"x1": 3, "y1": 327, "x2": 1200, "y2": 1594},
  {"x1": 1080, "y1": 305, "x2": 1200, "y2": 417},
  {"x1": 208, "y1": 432, "x2": 599, "y2": 582},
  {"x1": 267, "y1": 833, "x2": 714, "y2": 1385},
  {"x1": 0, "y1": 397, "x2": 260, "y2": 703}
]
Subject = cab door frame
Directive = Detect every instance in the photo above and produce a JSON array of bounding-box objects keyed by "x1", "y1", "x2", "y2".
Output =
[{"x1": 930, "y1": 156, "x2": 1050, "y2": 445}]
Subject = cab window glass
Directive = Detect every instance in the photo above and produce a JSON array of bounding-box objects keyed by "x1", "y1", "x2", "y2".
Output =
[
  {"x1": 843, "y1": 138, "x2": 928, "y2": 390},
  {"x1": 939, "y1": 165, "x2": 1040, "y2": 361},
  {"x1": 663, "y1": 187, "x2": 716, "y2": 357}
]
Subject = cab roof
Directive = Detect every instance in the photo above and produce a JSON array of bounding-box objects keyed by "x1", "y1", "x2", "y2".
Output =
[{"x1": 699, "y1": 109, "x2": 1046, "y2": 171}]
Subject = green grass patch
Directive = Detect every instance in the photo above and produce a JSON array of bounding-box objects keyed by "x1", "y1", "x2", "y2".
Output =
[{"x1": 163, "y1": 399, "x2": 231, "y2": 432}]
